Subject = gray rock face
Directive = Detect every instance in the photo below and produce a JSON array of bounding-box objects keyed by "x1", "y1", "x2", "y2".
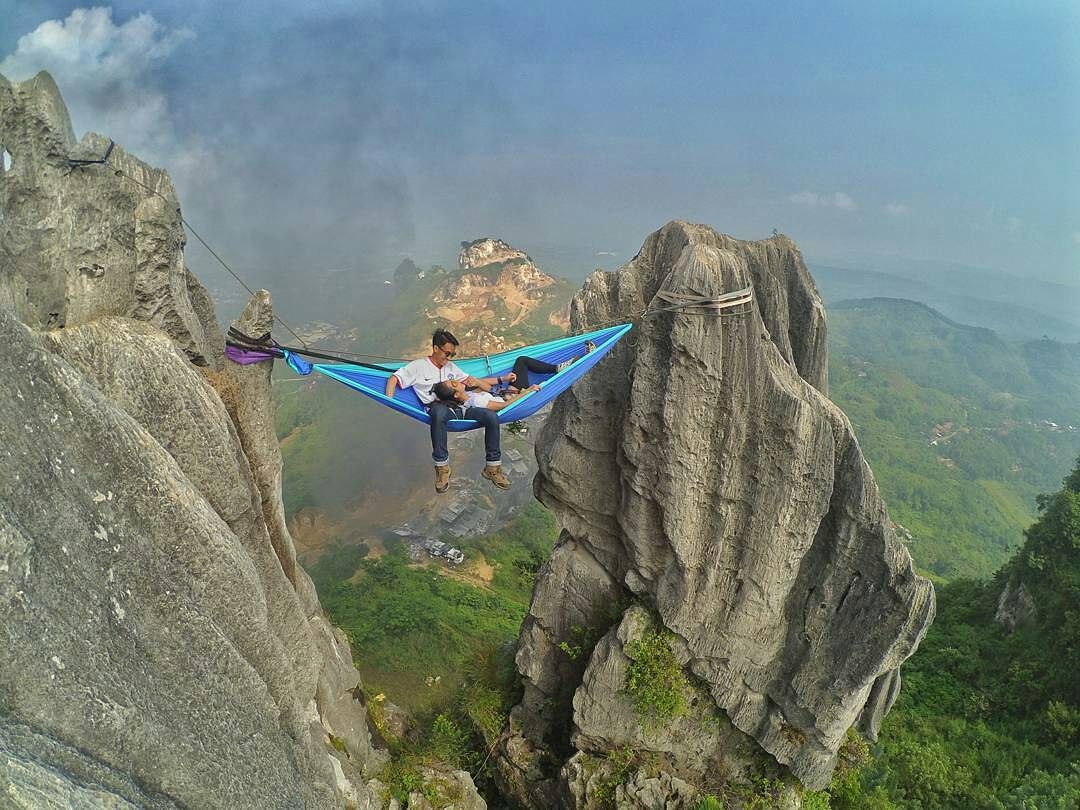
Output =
[
  {"x1": 0, "y1": 71, "x2": 389, "y2": 808},
  {"x1": 407, "y1": 768, "x2": 488, "y2": 810},
  {"x1": 500, "y1": 221, "x2": 935, "y2": 797},
  {"x1": 0, "y1": 302, "x2": 385, "y2": 808},
  {"x1": 572, "y1": 606, "x2": 752, "y2": 774},
  {"x1": 995, "y1": 580, "x2": 1037, "y2": 633},
  {"x1": 0, "y1": 71, "x2": 222, "y2": 368}
]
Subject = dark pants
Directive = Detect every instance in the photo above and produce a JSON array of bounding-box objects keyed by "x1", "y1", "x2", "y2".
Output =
[
  {"x1": 511, "y1": 355, "x2": 558, "y2": 388},
  {"x1": 428, "y1": 402, "x2": 501, "y2": 466}
]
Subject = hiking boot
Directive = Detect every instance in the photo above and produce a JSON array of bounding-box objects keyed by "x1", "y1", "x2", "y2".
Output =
[
  {"x1": 434, "y1": 464, "x2": 452, "y2": 493},
  {"x1": 482, "y1": 464, "x2": 511, "y2": 490}
]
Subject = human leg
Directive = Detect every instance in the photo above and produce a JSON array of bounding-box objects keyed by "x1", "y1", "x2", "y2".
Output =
[
  {"x1": 467, "y1": 407, "x2": 502, "y2": 464},
  {"x1": 428, "y1": 402, "x2": 454, "y2": 492},
  {"x1": 511, "y1": 355, "x2": 559, "y2": 388},
  {"x1": 467, "y1": 406, "x2": 510, "y2": 489},
  {"x1": 429, "y1": 403, "x2": 452, "y2": 465}
]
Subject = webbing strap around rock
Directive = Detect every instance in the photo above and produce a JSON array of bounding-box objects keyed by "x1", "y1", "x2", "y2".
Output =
[{"x1": 653, "y1": 285, "x2": 754, "y2": 313}]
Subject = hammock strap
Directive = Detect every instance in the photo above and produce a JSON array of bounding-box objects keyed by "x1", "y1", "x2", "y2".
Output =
[
  {"x1": 653, "y1": 285, "x2": 754, "y2": 312},
  {"x1": 566, "y1": 285, "x2": 754, "y2": 336},
  {"x1": 226, "y1": 327, "x2": 394, "y2": 371}
]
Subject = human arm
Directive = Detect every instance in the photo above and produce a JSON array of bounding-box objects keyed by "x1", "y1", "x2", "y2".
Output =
[
  {"x1": 486, "y1": 384, "x2": 540, "y2": 409},
  {"x1": 385, "y1": 373, "x2": 399, "y2": 398},
  {"x1": 463, "y1": 373, "x2": 515, "y2": 392}
]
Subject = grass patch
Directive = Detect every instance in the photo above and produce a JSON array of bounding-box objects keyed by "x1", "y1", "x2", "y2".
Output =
[
  {"x1": 977, "y1": 478, "x2": 1036, "y2": 531},
  {"x1": 317, "y1": 502, "x2": 556, "y2": 711}
]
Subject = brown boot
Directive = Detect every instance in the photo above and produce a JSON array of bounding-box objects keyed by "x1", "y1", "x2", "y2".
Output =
[
  {"x1": 482, "y1": 464, "x2": 511, "y2": 490},
  {"x1": 434, "y1": 464, "x2": 452, "y2": 493}
]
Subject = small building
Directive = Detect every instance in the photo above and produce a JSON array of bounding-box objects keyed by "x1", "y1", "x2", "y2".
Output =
[
  {"x1": 447, "y1": 522, "x2": 474, "y2": 539},
  {"x1": 439, "y1": 499, "x2": 471, "y2": 524}
]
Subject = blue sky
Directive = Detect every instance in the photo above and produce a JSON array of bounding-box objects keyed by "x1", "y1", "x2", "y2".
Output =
[{"x1": 1, "y1": 1, "x2": 1077, "y2": 287}]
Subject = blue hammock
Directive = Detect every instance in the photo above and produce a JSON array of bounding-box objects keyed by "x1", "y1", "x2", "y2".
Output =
[{"x1": 302, "y1": 323, "x2": 631, "y2": 432}]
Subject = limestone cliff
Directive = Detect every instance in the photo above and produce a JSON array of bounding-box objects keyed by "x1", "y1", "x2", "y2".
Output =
[
  {"x1": 495, "y1": 222, "x2": 935, "y2": 805},
  {"x1": 458, "y1": 237, "x2": 531, "y2": 271},
  {"x1": 0, "y1": 72, "x2": 222, "y2": 368},
  {"x1": 427, "y1": 237, "x2": 563, "y2": 354},
  {"x1": 0, "y1": 71, "x2": 388, "y2": 809}
]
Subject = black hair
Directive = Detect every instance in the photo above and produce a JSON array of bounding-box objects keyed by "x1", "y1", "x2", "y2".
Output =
[
  {"x1": 432, "y1": 329, "x2": 459, "y2": 349},
  {"x1": 433, "y1": 381, "x2": 458, "y2": 402}
]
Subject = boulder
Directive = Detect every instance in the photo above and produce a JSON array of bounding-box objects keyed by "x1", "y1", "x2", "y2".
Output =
[{"x1": 995, "y1": 580, "x2": 1037, "y2": 633}]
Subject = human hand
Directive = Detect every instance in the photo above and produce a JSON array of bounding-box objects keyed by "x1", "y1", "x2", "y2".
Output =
[{"x1": 506, "y1": 372, "x2": 517, "y2": 383}]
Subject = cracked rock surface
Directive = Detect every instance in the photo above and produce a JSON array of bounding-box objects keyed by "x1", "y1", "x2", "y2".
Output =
[
  {"x1": 0, "y1": 71, "x2": 222, "y2": 367},
  {"x1": 497, "y1": 221, "x2": 935, "y2": 800},
  {"x1": 0, "y1": 71, "x2": 393, "y2": 809}
]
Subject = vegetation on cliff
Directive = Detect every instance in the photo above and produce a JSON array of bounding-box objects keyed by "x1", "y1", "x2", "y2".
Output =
[{"x1": 828, "y1": 458, "x2": 1080, "y2": 808}]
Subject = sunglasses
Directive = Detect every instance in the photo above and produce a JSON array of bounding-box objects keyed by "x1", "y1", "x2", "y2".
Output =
[{"x1": 439, "y1": 347, "x2": 456, "y2": 358}]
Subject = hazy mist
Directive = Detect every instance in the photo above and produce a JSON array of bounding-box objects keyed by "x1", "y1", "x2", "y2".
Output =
[{"x1": 2, "y1": 1, "x2": 1077, "y2": 317}]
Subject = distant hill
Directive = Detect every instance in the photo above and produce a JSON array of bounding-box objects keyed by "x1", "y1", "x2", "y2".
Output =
[
  {"x1": 828, "y1": 297, "x2": 1080, "y2": 579},
  {"x1": 812, "y1": 262, "x2": 1080, "y2": 342}
]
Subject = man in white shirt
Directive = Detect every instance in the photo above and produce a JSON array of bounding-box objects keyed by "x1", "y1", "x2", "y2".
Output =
[{"x1": 384, "y1": 328, "x2": 513, "y2": 493}]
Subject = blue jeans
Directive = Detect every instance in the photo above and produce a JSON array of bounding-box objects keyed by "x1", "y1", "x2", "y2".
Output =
[{"x1": 428, "y1": 402, "x2": 501, "y2": 466}]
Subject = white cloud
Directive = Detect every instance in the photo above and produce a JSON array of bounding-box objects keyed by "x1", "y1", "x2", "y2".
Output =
[
  {"x1": 0, "y1": 7, "x2": 194, "y2": 166},
  {"x1": 884, "y1": 203, "x2": 910, "y2": 216},
  {"x1": 788, "y1": 191, "x2": 857, "y2": 211}
]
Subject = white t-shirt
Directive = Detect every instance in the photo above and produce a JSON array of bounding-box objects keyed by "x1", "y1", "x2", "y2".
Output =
[
  {"x1": 464, "y1": 391, "x2": 505, "y2": 410},
  {"x1": 393, "y1": 357, "x2": 466, "y2": 405}
]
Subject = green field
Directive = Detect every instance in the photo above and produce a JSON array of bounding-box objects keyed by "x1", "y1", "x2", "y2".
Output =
[
  {"x1": 319, "y1": 502, "x2": 558, "y2": 711},
  {"x1": 829, "y1": 298, "x2": 1080, "y2": 580}
]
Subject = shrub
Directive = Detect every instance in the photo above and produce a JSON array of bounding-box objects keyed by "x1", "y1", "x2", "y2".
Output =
[
  {"x1": 625, "y1": 630, "x2": 690, "y2": 725},
  {"x1": 591, "y1": 748, "x2": 638, "y2": 806},
  {"x1": 429, "y1": 713, "x2": 470, "y2": 766}
]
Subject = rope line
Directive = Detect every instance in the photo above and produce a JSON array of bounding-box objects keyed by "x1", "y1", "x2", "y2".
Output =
[
  {"x1": 104, "y1": 161, "x2": 315, "y2": 349},
  {"x1": 82, "y1": 149, "x2": 754, "y2": 362}
]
